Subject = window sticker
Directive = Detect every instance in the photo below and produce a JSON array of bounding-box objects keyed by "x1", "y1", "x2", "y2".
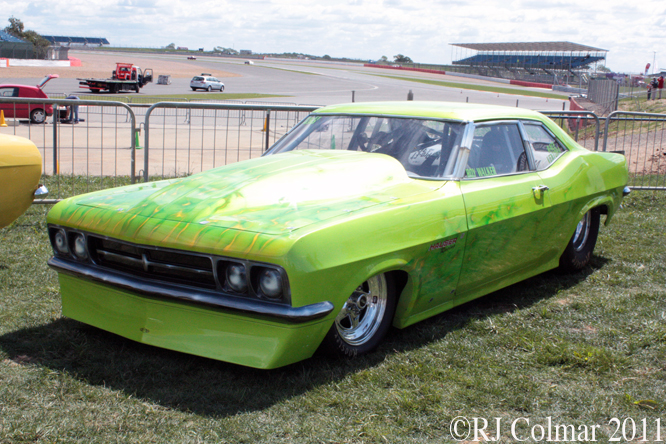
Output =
[
  {"x1": 546, "y1": 142, "x2": 561, "y2": 163},
  {"x1": 475, "y1": 165, "x2": 496, "y2": 177},
  {"x1": 303, "y1": 116, "x2": 322, "y2": 125},
  {"x1": 466, "y1": 165, "x2": 497, "y2": 178}
]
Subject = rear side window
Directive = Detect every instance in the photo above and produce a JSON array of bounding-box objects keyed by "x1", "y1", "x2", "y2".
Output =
[
  {"x1": 192, "y1": 76, "x2": 204, "y2": 81},
  {"x1": 522, "y1": 122, "x2": 567, "y2": 170},
  {"x1": 0, "y1": 87, "x2": 18, "y2": 97}
]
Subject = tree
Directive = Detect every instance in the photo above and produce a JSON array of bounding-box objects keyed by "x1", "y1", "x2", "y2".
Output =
[
  {"x1": 379, "y1": 55, "x2": 388, "y2": 62},
  {"x1": 4, "y1": 17, "x2": 50, "y2": 59},
  {"x1": 393, "y1": 54, "x2": 413, "y2": 64},
  {"x1": 166, "y1": 43, "x2": 176, "y2": 50},
  {"x1": 322, "y1": 54, "x2": 331, "y2": 60},
  {"x1": 4, "y1": 16, "x2": 24, "y2": 37},
  {"x1": 596, "y1": 65, "x2": 611, "y2": 73}
]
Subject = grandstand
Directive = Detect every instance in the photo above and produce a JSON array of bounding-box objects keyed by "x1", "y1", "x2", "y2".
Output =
[
  {"x1": 0, "y1": 30, "x2": 34, "y2": 58},
  {"x1": 41, "y1": 36, "x2": 110, "y2": 46},
  {"x1": 450, "y1": 42, "x2": 607, "y2": 86}
]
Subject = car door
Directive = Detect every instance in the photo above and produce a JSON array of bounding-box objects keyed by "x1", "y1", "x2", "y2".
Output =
[
  {"x1": 456, "y1": 121, "x2": 555, "y2": 297},
  {"x1": 521, "y1": 120, "x2": 583, "y2": 253}
]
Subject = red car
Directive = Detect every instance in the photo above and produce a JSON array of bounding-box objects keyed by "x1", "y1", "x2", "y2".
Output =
[{"x1": 0, "y1": 74, "x2": 58, "y2": 124}]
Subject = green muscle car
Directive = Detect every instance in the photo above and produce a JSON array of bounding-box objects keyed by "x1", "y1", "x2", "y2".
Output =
[{"x1": 47, "y1": 102, "x2": 629, "y2": 369}]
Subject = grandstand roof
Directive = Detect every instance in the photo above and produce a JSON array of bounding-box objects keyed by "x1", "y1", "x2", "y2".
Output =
[
  {"x1": 0, "y1": 30, "x2": 26, "y2": 43},
  {"x1": 451, "y1": 42, "x2": 607, "y2": 53},
  {"x1": 42, "y1": 35, "x2": 110, "y2": 45}
]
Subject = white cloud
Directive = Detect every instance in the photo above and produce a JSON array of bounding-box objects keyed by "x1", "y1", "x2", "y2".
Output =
[{"x1": 1, "y1": 0, "x2": 663, "y2": 72}]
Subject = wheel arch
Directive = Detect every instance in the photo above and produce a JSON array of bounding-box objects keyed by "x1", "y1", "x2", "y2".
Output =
[{"x1": 576, "y1": 193, "x2": 619, "y2": 227}]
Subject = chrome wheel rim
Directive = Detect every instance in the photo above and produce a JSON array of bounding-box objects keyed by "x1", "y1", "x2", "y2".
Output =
[
  {"x1": 572, "y1": 211, "x2": 591, "y2": 252},
  {"x1": 335, "y1": 274, "x2": 388, "y2": 346}
]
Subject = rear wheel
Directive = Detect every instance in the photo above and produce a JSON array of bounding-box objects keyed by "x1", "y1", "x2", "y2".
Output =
[
  {"x1": 191, "y1": 87, "x2": 197, "y2": 91},
  {"x1": 322, "y1": 273, "x2": 397, "y2": 357},
  {"x1": 559, "y1": 208, "x2": 600, "y2": 272},
  {"x1": 30, "y1": 108, "x2": 46, "y2": 124},
  {"x1": 207, "y1": 85, "x2": 212, "y2": 92}
]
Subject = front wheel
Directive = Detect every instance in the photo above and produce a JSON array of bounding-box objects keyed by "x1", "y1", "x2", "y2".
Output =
[
  {"x1": 30, "y1": 108, "x2": 46, "y2": 124},
  {"x1": 559, "y1": 208, "x2": 600, "y2": 272},
  {"x1": 321, "y1": 273, "x2": 397, "y2": 357},
  {"x1": 220, "y1": 85, "x2": 225, "y2": 92}
]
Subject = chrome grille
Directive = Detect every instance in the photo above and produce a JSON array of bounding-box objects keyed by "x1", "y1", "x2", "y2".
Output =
[{"x1": 88, "y1": 236, "x2": 217, "y2": 289}]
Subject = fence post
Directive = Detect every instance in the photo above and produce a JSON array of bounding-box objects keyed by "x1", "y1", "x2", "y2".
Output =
[
  {"x1": 264, "y1": 109, "x2": 271, "y2": 151},
  {"x1": 53, "y1": 104, "x2": 59, "y2": 174}
]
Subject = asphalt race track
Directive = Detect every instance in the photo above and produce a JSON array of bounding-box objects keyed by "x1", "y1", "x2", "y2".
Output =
[{"x1": 2, "y1": 51, "x2": 570, "y2": 110}]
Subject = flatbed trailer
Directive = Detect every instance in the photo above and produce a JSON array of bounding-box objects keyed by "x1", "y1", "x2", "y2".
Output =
[{"x1": 78, "y1": 63, "x2": 153, "y2": 93}]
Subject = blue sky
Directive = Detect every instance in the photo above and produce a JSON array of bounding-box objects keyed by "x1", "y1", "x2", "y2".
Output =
[{"x1": 3, "y1": 0, "x2": 664, "y2": 73}]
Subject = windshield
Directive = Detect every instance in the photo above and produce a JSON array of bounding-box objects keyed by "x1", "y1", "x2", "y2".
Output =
[{"x1": 267, "y1": 115, "x2": 465, "y2": 179}]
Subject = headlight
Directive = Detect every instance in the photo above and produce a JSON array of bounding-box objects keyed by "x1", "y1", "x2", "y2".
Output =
[
  {"x1": 72, "y1": 233, "x2": 88, "y2": 260},
  {"x1": 225, "y1": 263, "x2": 247, "y2": 293},
  {"x1": 258, "y1": 268, "x2": 283, "y2": 299},
  {"x1": 54, "y1": 230, "x2": 68, "y2": 254}
]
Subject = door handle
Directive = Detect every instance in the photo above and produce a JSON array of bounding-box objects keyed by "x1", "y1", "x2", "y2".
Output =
[{"x1": 532, "y1": 185, "x2": 549, "y2": 197}]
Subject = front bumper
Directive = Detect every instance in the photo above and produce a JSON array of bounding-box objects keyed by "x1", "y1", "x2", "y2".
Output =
[
  {"x1": 56, "y1": 272, "x2": 333, "y2": 369},
  {"x1": 48, "y1": 256, "x2": 333, "y2": 323}
]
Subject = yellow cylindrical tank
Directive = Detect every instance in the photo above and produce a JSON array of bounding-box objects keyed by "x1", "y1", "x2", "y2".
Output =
[{"x1": 0, "y1": 134, "x2": 43, "y2": 228}]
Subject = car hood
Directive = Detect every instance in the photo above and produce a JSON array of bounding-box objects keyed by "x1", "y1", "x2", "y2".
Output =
[{"x1": 72, "y1": 150, "x2": 442, "y2": 235}]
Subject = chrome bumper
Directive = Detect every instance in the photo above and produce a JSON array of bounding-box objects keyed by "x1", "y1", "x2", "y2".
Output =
[{"x1": 48, "y1": 256, "x2": 334, "y2": 323}]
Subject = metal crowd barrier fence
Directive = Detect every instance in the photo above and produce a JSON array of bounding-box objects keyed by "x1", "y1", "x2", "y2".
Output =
[
  {"x1": 603, "y1": 111, "x2": 666, "y2": 190},
  {"x1": 0, "y1": 97, "x2": 138, "y2": 200},
  {"x1": 2, "y1": 98, "x2": 665, "y2": 201},
  {"x1": 539, "y1": 110, "x2": 601, "y2": 151},
  {"x1": 142, "y1": 102, "x2": 318, "y2": 182}
]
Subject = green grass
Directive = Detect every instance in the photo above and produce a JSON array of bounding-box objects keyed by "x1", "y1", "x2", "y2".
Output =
[
  {"x1": 372, "y1": 74, "x2": 569, "y2": 100},
  {"x1": 1, "y1": 190, "x2": 665, "y2": 443}
]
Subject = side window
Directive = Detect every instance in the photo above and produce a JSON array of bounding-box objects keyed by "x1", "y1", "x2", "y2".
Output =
[
  {"x1": 522, "y1": 122, "x2": 567, "y2": 170},
  {"x1": 465, "y1": 123, "x2": 528, "y2": 178},
  {"x1": 0, "y1": 87, "x2": 18, "y2": 97}
]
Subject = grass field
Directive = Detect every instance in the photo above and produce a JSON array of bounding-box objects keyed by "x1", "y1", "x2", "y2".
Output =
[
  {"x1": 372, "y1": 74, "x2": 569, "y2": 101},
  {"x1": 0, "y1": 190, "x2": 665, "y2": 443}
]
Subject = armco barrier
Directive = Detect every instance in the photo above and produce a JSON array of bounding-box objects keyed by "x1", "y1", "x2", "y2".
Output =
[
  {"x1": 363, "y1": 64, "x2": 446, "y2": 75},
  {"x1": 509, "y1": 80, "x2": 552, "y2": 89}
]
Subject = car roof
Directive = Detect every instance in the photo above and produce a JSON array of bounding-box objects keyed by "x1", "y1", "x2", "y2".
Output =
[
  {"x1": 312, "y1": 101, "x2": 548, "y2": 123},
  {"x1": 0, "y1": 84, "x2": 38, "y2": 89}
]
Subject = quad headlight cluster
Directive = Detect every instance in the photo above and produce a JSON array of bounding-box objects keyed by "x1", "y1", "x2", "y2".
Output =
[
  {"x1": 218, "y1": 260, "x2": 289, "y2": 302},
  {"x1": 52, "y1": 228, "x2": 89, "y2": 261},
  {"x1": 48, "y1": 225, "x2": 290, "y2": 304}
]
